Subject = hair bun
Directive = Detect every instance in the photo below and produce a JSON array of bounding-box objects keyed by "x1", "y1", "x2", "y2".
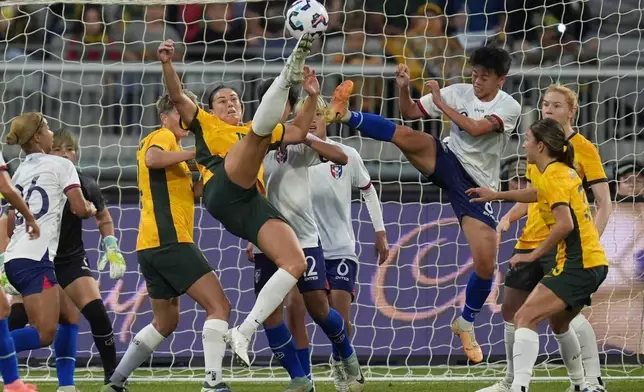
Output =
[{"x1": 5, "y1": 132, "x2": 18, "y2": 145}]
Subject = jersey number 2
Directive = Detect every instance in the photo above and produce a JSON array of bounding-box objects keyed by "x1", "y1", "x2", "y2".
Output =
[{"x1": 15, "y1": 176, "x2": 49, "y2": 225}]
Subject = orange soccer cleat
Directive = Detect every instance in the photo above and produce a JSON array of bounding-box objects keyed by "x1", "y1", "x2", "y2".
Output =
[
  {"x1": 451, "y1": 318, "x2": 483, "y2": 363},
  {"x1": 4, "y1": 380, "x2": 37, "y2": 392},
  {"x1": 324, "y1": 80, "x2": 354, "y2": 124}
]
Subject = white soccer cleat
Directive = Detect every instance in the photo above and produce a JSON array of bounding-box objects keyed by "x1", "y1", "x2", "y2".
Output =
[
  {"x1": 331, "y1": 357, "x2": 348, "y2": 392},
  {"x1": 476, "y1": 380, "x2": 512, "y2": 392},
  {"x1": 586, "y1": 382, "x2": 607, "y2": 392},
  {"x1": 224, "y1": 327, "x2": 251, "y2": 368},
  {"x1": 564, "y1": 385, "x2": 588, "y2": 392},
  {"x1": 342, "y1": 352, "x2": 365, "y2": 392},
  {"x1": 284, "y1": 33, "x2": 314, "y2": 86},
  {"x1": 283, "y1": 377, "x2": 314, "y2": 392},
  {"x1": 56, "y1": 387, "x2": 81, "y2": 392}
]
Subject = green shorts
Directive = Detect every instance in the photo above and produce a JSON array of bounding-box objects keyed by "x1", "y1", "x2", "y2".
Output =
[
  {"x1": 137, "y1": 242, "x2": 212, "y2": 300},
  {"x1": 504, "y1": 248, "x2": 557, "y2": 292},
  {"x1": 202, "y1": 160, "x2": 287, "y2": 245},
  {"x1": 541, "y1": 263, "x2": 608, "y2": 311}
]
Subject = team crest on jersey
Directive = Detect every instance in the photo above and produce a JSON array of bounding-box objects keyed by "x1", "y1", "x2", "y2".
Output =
[
  {"x1": 254, "y1": 268, "x2": 261, "y2": 284},
  {"x1": 275, "y1": 148, "x2": 288, "y2": 164},
  {"x1": 330, "y1": 164, "x2": 343, "y2": 179}
]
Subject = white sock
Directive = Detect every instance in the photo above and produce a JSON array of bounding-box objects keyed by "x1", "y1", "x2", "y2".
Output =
[
  {"x1": 238, "y1": 268, "x2": 298, "y2": 338},
  {"x1": 554, "y1": 328, "x2": 585, "y2": 388},
  {"x1": 252, "y1": 73, "x2": 290, "y2": 137},
  {"x1": 110, "y1": 324, "x2": 165, "y2": 386},
  {"x1": 203, "y1": 318, "x2": 228, "y2": 387},
  {"x1": 457, "y1": 316, "x2": 473, "y2": 331},
  {"x1": 504, "y1": 322, "x2": 515, "y2": 384},
  {"x1": 511, "y1": 328, "x2": 539, "y2": 391},
  {"x1": 570, "y1": 313, "x2": 603, "y2": 386}
]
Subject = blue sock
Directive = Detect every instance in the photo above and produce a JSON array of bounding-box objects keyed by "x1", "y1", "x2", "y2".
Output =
[
  {"x1": 11, "y1": 326, "x2": 41, "y2": 352},
  {"x1": 296, "y1": 348, "x2": 311, "y2": 379},
  {"x1": 0, "y1": 319, "x2": 20, "y2": 384},
  {"x1": 264, "y1": 323, "x2": 305, "y2": 380},
  {"x1": 346, "y1": 112, "x2": 396, "y2": 142},
  {"x1": 54, "y1": 323, "x2": 78, "y2": 387},
  {"x1": 316, "y1": 308, "x2": 354, "y2": 359},
  {"x1": 462, "y1": 272, "x2": 494, "y2": 322}
]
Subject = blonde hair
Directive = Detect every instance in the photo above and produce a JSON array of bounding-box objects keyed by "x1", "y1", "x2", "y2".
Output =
[
  {"x1": 294, "y1": 96, "x2": 328, "y2": 114},
  {"x1": 156, "y1": 90, "x2": 199, "y2": 114},
  {"x1": 545, "y1": 83, "x2": 579, "y2": 113},
  {"x1": 6, "y1": 112, "x2": 45, "y2": 146}
]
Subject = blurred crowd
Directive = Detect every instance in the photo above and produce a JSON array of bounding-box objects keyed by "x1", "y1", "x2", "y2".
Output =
[{"x1": 1, "y1": 1, "x2": 641, "y2": 85}]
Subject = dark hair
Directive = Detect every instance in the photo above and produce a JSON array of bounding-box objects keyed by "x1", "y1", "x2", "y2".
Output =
[
  {"x1": 208, "y1": 85, "x2": 242, "y2": 109},
  {"x1": 469, "y1": 45, "x2": 512, "y2": 77},
  {"x1": 52, "y1": 129, "x2": 79, "y2": 152},
  {"x1": 530, "y1": 118, "x2": 575, "y2": 169},
  {"x1": 256, "y1": 78, "x2": 300, "y2": 110}
]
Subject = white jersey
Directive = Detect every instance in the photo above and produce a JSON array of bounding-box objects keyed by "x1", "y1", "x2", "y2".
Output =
[
  {"x1": 5, "y1": 153, "x2": 80, "y2": 263},
  {"x1": 309, "y1": 140, "x2": 371, "y2": 261},
  {"x1": 254, "y1": 144, "x2": 322, "y2": 251},
  {"x1": 418, "y1": 83, "x2": 521, "y2": 190}
]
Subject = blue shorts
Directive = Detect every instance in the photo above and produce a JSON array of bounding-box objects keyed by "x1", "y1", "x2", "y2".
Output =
[
  {"x1": 427, "y1": 139, "x2": 497, "y2": 229},
  {"x1": 5, "y1": 254, "x2": 58, "y2": 296},
  {"x1": 254, "y1": 246, "x2": 327, "y2": 295},
  {"x1": 325, "y1": 258, "x2": 358, "y2": 301}
]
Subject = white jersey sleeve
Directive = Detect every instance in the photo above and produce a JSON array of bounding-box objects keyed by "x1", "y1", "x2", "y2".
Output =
[
  {"x1": 489, "y1": 99, "x2": 521, "y2": 136},
  {"x1": 349, "y1": 148, "x2": 371, "y2": 189},
  {"x1": 417, "y1": 84, "x2": 460, "y2": 118},
  {"x1": 57, "y1": 158, "x2": 81, "y2": 192}
]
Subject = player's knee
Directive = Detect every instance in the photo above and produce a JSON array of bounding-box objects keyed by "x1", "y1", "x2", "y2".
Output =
[
  {"x1": 501, "y1": 300, "x2": 518, "y2": 323},
  {"x1": 203, "y1": 297, "x2": 231, "y2": 320},
  {"x1": 38, "y1": 325, "x2": 58, "y2": 346},
  {"x1": 60, "y1": 307, "x2": 80, "y2": 325},
  {"x1": 549, "y1": 320, "x2": 570, "y2": 335},
  {"x1": 152, "y1": 314, "x2": 179, "y2": 337},
  {"x1": 472, "y1": 259, "x2": 495, "y2": 279},
  {"x1": 513, "y1": 306, "x2": 537, "y2": 330},
  {"x1": 281, "y1": 256, "x2": 307, "y2": 278}
]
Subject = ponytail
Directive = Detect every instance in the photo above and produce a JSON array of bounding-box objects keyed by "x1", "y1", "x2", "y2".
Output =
[{"x1": 560, "y1": 140, "x2": 575, "y2": 169}]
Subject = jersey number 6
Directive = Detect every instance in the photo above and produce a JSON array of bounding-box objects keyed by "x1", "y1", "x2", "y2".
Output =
[{"x1": 15, "y1": 176, "x2": 50, "y2": 225}]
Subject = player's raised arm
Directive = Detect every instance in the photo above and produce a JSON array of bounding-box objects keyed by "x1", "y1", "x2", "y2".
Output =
[
  {"x1": 396, "y1": 63, "x2": 425, "y2": 120},
  {"x1": 158, "y1": 40, "x2": 197, "y2": 127},
  {"x1": 146, "y1": 148, "x2": 196, "y2": 169},
  {"x1": 466, "y1": 186, "x2": 538, "y2": 204},
  {"x1": 282, "y1": 66, "x2": 321, "y2": 145},
  {"x1": 59, "y1": 160, "x2": 95, "y2": 219}
]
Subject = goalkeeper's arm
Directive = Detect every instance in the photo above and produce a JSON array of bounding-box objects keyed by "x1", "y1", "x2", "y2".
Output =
[{"x1": 158, "y1": 40, "x2": 198, "y2": 127}]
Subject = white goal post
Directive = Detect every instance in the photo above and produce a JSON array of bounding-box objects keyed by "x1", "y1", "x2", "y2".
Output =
[{"x1": 0, "y1": 0, "x2": 643, "y2": 384}]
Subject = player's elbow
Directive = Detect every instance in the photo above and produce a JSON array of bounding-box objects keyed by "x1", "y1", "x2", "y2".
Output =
[
  {"x1": 401, "y1": 104, "x2": 423, "y2": 120},
  {"x1": 330, "y1": 149, "x2": 349, "y2": 165},
  {"x1": 557, "y1": 219, "x2": 574, "y2": 236}
]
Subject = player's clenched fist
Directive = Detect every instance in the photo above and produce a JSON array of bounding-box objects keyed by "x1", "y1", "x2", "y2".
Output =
[
  {"x1": 425, "y1": 80, "x2": 442, "y2": 104},
  {"x1": 395, "y1": 63, "x2": 410, "y2": 89},
  {"x1": 157, "y1": 39, "x2": 175, "y2": 63}
]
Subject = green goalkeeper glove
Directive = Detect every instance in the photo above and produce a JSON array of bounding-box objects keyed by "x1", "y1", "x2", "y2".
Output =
[{"x1": 98, "y1": 235, "x2": 126, "y2": 280}]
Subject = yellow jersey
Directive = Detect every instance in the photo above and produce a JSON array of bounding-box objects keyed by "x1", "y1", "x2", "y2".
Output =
[
  {"x1": 136, "y1": 128, "x2": 195, "y2": 250},
  {"x1": 515, "y1": 131, "x2": 607, "y2": 250},
  {"x1": 535, "y1": 162, "x2": 608, "y2": 269},
  {"x1": 183, "y1": 107, "x2": 285, "y2": 194}
]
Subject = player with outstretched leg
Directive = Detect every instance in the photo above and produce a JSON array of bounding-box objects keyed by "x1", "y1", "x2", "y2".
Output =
[
  {"x1": 324, "y1": 46, "x2": 522, "y2": 363},
  {"x1": 157, "y1": 36, "x2": 322, "y2": 368},
  {"x1": 3, "y1": 113, "x2": 97, "y2": 392},
  {"x1": 284, "y1": 97, "x2": 388, "y2": 392}
]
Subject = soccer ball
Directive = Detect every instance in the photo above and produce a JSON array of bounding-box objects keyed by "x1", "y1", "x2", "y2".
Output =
[{"x1": 286, "y1": 0, "x2": 329, "y2": 39}]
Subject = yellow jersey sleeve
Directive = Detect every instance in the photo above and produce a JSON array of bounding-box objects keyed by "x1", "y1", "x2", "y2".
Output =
[
  {"x1": 575, "y1": 138, "x2": 607, "y2": 185},
  {"x1": 147, "y1": 129, "x2": 177, "y2": 151}
]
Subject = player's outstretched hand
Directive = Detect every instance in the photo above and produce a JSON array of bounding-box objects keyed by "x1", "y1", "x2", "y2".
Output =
[
  {"x1": 245, "y1": 243, "x2": 255, "y2": 262},
  {"x1": 509, "y1": 252, "x2": 534, "y2": 268},
  {"x1": 302, "y1": 66, "x2": 320, "y2": 97},
  {"x1": 375, "y1": 231, "x2": 389, "y2": 265},
  {"x1": 496, "y1": 218, "x2": 510, "y2": 249},
  {"x1": 25, "y1": 217, "x2": 40, "y2": 240},
  {"x1": 425, "y1": 80, "x2": 441, "y2": 104},
  {"x1": 157, "y1": 39, "x2": 175, "y2": 63},
  {"x1": 395, "y1": 64, "x2": 410, "y2": 89},
  {"x1": 465, "y1": 187, "x2": 498, "y2": 203}
]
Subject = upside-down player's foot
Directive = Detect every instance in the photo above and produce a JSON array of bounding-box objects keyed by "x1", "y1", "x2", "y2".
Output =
[
  {"x1": 4, "y1": 380, "x2": 37, "y2": 392},
  {"x1": 56, "y1": 386, "x2": 81, "y2": 392},
  {"x1": 342, "y1": 352, "x2": 365, "y2": 392},
  {"x1": 225, "y1": 327, "x2": 251, "y2": 368},
  {"x1": 476, "y1": 380, "x2": 512, "y2": 392},
  {"x1": 201, "y1": 382, "x2": 234, "y2": 392},
  {"x1": 324, "y1": 81, "x2": 354, "y2": 124},
  {"x1": 331, "y1": 357, "x2": 348, "y2": 392},
  {"x1": 284, "y1": 377, "x2": 314, "y2": 392},
  {"x1": 451, "y1": 318, "x2": 483, "y2": 363},
  {"x1": 284, "y1": 33, "x2": 315, "y2": 86},
  {"x1": 99, "y1": 382, "x2": 128, "y2": 392}
]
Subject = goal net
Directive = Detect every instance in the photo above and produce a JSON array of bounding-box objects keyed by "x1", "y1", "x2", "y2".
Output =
[{"x1": 0, "y1": 0, "x2": 643, "y2": 384}]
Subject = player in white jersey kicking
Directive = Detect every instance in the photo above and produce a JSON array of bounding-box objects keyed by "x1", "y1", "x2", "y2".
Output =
[
  {"x1": 0, "y1": 154, "x2": 40, "y2": 392},
  {"x1": 325, "y1": 45, "x2": 521, "y2": 363},
  {"x1": 3, "y1": 113, "x2": 97, "y2": 392},
  {"x1": 284, "y1": 96, "x2": 388, "y2": 391},
  {"x1": 245, "y1": 79, "x2": 363, "y2": 392}
]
